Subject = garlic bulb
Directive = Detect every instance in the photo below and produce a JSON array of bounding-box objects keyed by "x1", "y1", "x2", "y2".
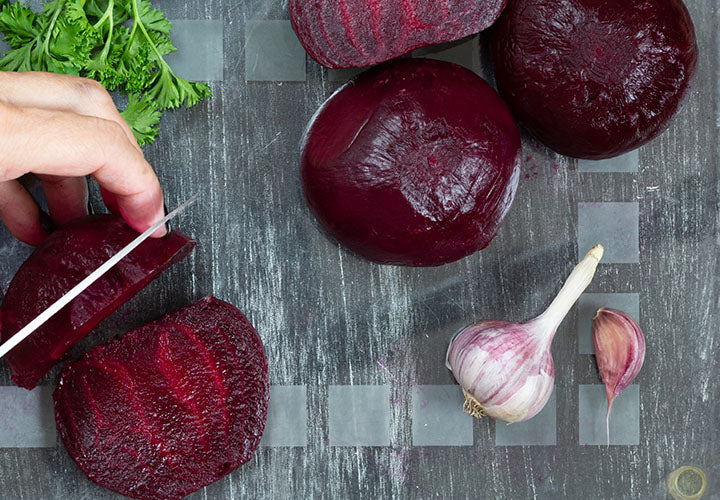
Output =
[
  {"x1": 446, "y1": 245, "x2": 604, "y2": 423},
  {"x1": 593, "y1": 307, "x2": 645, "y2": 444}
]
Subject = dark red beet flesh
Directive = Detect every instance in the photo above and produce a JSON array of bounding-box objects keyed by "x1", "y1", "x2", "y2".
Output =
[
  {"x1": 1, "y1": 215, "x2": 196, "y2": 389},
  {"x1": 289, "y1": 0, "x2": 508, "y2": 69},
  {"x1": 301, "y1": 59, "x2": 521, "y2": 266},
  {"x1": 53, "y1": 296, "x2": 269, "y2": 500},
  {"x1": 490, "y1": 0, "x2": 698, "y2": 159}
]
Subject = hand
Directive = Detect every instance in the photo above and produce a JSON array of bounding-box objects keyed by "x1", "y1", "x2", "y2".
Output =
[{"x1": 0, "y1": 71, "x2": 166, "y2": 246}]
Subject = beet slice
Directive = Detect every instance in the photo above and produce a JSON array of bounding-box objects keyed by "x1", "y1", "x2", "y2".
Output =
[
  {"x1": 54, "y1": 296, "x2": 269, "y2": 500},
  {"x1": 301, "y1": 59, "x2": 521, "y2": 266},
  {"x1": 0, "y1": 215, "x2": 196, "y2": 389},
  {"x1": 289, "y1": 0, "x2": 508, "y2": 69},
  {"x1": 490, "y1": 0, "x2": 698, "y2": 159}
]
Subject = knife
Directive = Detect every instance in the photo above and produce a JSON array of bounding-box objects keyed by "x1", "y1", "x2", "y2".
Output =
[{"x1": 0, "y1": 192, "x2": 200, "y2": 359}]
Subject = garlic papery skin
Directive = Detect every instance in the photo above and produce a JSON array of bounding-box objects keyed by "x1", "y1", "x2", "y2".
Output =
[
  {"x1": 593, "y1": 307, "x2": 645, "y2": 444},
  {"x1": 446, "y1": 245, "x2": 604, "y2": 423},
  {"x1": 447, "y1": 320, "x2": 555, "y2": 422}
]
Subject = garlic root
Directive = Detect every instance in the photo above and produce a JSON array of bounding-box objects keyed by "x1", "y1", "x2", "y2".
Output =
[
  {"x1": 447, "y1": 245, "x2": 605, "y2": 423},
  {"x1": 462, "y1": 389, "x2": 487, "y2": 418}
]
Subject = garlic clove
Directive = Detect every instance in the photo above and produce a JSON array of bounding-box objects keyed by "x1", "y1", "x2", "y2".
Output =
[{"x1": 592, "y1": 307, "x2": 645, "y2": 445}]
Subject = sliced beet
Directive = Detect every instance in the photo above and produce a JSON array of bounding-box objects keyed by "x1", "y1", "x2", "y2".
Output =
[
  {"x1": 300, "y1": 59, "x2": 521, "y2": 266},
  {"x1": 54, "y1": 296, "x2": 269, "y2": 500},
  {"x1": 490, "y1": 0, "x2": 698, "y2": 159},
  {"x1": 289, "y1": 0, "x2": 508, "y2": 68},
  {"x1": 0, "y1": 214, "x2": 196, "y2": 389}
]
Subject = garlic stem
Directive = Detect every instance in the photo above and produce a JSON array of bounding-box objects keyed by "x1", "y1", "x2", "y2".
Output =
[
  {"x1": 447, "y1": 245, "x2": 606, "y2": 424},
  {"x1": 536, "y1": 245, "x2": 604, "y2": 331}
]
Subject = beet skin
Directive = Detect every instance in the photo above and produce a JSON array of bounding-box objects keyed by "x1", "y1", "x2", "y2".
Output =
[
  {"x1": 289, "y1": 0, "x2": 508, "y2": 69},
  {"x1": 301, "y1": 59, "x2": 521, "y2": 266},
  {"x1": 1, "y1": 215, "x2": 195, "y2": 389},
  {"x1": 491, "y1": 0, "x2": 698, "y2": 159},
  {"x1": 54, "y1": 296, "x2": 269, "y2": 500}
]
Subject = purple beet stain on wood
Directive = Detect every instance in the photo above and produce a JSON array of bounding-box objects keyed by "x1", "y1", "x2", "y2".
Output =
[
  {"x1": 377, "y1": 344, "x2": 418, "y2": 407},
  {"x1": 373, "y1": 447, "x2": 433, "y2": 494},
  {"x1": 520, "y1": 153, "x2": 562, "y2": 182}
]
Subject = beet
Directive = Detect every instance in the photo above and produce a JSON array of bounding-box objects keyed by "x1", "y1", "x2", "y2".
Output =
[
  {"x1": 490, "y1": 0, "x2": 698, "y2": 159},
  {"x1": 0, "y1": 215, "x2": 195, "y2": 389},
  {"x1": 289, "y1": 0, "x2": 508, "y2": 69},
  {"x1": 53, "y1": 296, "x2": 269, "y2": 500},
  {"x1": 300, "y1": 59, "x2": 521, "y2": 266}
]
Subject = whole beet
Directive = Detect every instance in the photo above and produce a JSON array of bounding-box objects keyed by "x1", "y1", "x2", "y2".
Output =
[
  {"x1": 491, "y1": 0, "x2": 698, "y2": 159},
  {"x1": 300, "y1": 59, "x2": 521, "y2": 266}
]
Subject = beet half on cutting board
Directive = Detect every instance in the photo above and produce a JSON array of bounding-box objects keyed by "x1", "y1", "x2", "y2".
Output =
[
  {"x1": 301, "y1": 59, "x2": 521, "y2": 266},
  {"x1": 289, "y1": 0, "x2": 508, "y2": 68},
  {"x1": 54, "y1": 296, "x2": 269, "y2": 500},
  {"x1": 0, "y1": 214, "x2": 195, "y2": 390},
  {"x1": 491, "y1": 0, "x2": 698, "y2": 159}
]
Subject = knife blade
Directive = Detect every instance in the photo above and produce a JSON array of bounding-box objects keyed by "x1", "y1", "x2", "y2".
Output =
[{"x1": 0, "y1": 192, "x2": 200, "y2": 359}]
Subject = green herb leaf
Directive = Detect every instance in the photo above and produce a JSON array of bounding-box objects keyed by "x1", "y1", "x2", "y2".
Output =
[
  {"x1": 0, "y1": 42, "x2": 34, "y2": 71},
  {"x1": 133, "y1": 0, "x2": 170, "y2": 35},
  {"x1": 146, "y1": 63, "x2": 212, "y2": 109},
  {"x1": 0, "y1": 0, "x2": 211, "y2": 146},
  {"x1": 0, "y1": 2, "x2": 38, "y2": 49},
  {"x1": 120, "y1": 92, "x2": 161, "y2": 146}
]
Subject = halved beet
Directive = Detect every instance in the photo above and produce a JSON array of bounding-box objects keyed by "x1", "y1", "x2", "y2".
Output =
[
  {"x1": 0, "y1": 215, "x2": 195, "y2": 389},
  {"x1": 289, "y1": 0, "x2": 508, "y2": 69},
  {"x1": 490, "y1": 0, "x2": 698, "y2": 159},
  {"x1": 301, "y1": 59, "x2": 521, "y2": 266},
  {"x1": 54, "y1": 296, "x2": 269, "y2": 500}
]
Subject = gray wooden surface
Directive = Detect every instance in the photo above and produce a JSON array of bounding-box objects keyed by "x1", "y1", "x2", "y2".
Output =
[{"x1": 0, "y1": 0, "x2": 718, "y2": 498}]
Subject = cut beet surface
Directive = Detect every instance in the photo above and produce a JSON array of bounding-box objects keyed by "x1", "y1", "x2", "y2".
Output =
[
  {"x1": 54, "y1": 296, "x2": 269, "y2": 500},
  {"x1": 289, "y1": 0, "x2": 508, "y2": 69},
  {"x1": 490, "y1": 0, "x2": 698, "y2": 159},
  {"x1": 301, "y1": 59, "x2": 521, "y2": 266},
  {"x1": 0, "y1": 214, "x2": 196, "y2": 389}
]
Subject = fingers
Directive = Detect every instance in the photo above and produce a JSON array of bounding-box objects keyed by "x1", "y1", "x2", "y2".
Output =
[
  {"x1": 0, "y1": 73, "x2": 166, "y2": 240},
  {"x1": 37, "y1": 174, "x2": 89, "y2": 225},
  {"x1": 117, "y1": 188, "x2": 167, "y2": 238},
  {"x1": 100, "y1": 187, "x2": 120, "y2": 214},
  {"x1": 0, "y1": 180, "x2": 48, "y2": 246},
  {"x1": 99, "y1": 188, "x2": 165, "y2": 235},
  {"x1": 0, "y1": 102, "x2": 166, "y2": 237},
  {"x1": 0, "y1": 71, "x2": 139, "y2": 149}
]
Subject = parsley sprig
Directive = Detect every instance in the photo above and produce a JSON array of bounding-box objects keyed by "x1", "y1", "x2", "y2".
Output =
[{"x1": 0, "y1": 0, "x2": 212, "y2": 145}]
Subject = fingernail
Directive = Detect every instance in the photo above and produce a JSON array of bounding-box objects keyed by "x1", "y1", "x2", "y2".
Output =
[
  {"x1": 162, "y1": 201, "x2": 171, "y2": 231},
  {"x1": 151, "y1": 223, "x2": 168, "y2": 238},
  {"x1": 117, "y1": 202, "x2": 166, "y2": 238},
  {"x1": 149, "y1": 203, "x2": 167, "y2": 238}
]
